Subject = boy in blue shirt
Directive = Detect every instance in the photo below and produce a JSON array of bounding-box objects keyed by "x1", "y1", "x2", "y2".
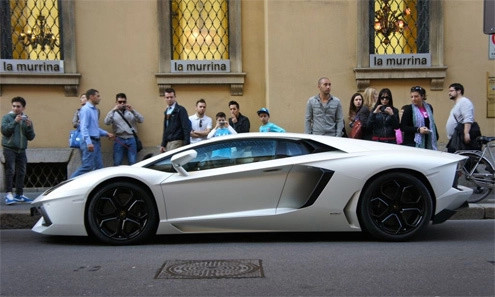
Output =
[
  {"x1": 257, "y1": 108, "x2": 285, "y2": 132},
  {"x1": 207, "y1": 112, "x2": 237, "y2": 159},
  {"x1": 207, "y1": 112, "x2": 237, "y2": 139}
]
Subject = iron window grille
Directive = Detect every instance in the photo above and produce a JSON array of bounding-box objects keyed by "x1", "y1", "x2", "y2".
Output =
[
  {"x1": 171, "y1": 0, "x2": 229, "y2": 60},
  {"x1": 0, "y1": 0, "x2": 62, "y2": 60},
  {"x1": 370, "y1": 0, "x2": 429, "y2": 54}
]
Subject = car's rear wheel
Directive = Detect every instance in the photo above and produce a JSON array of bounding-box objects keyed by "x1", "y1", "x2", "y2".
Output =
[
  {"x1": 358, "y1": 172, "x2": 433, "y2": 241},
  {"x1": 87, "y1": 182, "x2": 158, "y2": 245}
]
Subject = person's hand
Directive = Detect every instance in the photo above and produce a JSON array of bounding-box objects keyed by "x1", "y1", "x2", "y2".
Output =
[
  {"x1": 160, "y1": 146, "x2": 166, "y2": 153},
  {"x1": 216, "y1": 119, "x2": 227, "y2": 129},
  {"x1": 230, "y1": 115, "x2": 237, "y2": 124},
  {"x1": 374, "y1": 105, "x2": 384, "y2": 114},
  {"x1": 88, "y1": 143, "x2": 95, "y2": 152},
  {"x1": 418, "y1": 127, "x2": 430, "y2": 134},
  {"x1": 464, "y1": 132, "x2": 471, "y2": 144}
]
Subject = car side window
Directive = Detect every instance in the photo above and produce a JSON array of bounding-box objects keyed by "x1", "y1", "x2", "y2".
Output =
[{"x1": 146, "y1": 138, "x2": 312, "y2": 173}]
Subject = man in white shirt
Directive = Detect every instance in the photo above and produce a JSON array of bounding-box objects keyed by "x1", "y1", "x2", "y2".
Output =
[
  {"x1": 189, "y1": 98, "x2": 212, "y2": 144},
  {"x1": 446, "y1": 83, "x2": 479, "y2": 152}
]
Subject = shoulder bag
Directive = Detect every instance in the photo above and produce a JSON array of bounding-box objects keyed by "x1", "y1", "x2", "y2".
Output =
[{"x1": 117, "y1": 111, "x2": 143, "y2": 152}]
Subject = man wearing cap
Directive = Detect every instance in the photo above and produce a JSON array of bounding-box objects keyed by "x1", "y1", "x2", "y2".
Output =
[{"x1": 257, "y1": 108, "x2": 285, "y2": 132}]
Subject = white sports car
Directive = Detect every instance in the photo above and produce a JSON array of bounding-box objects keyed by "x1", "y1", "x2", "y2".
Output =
[{"x1": 31, "y1": 133, "x2": 472, "y2": 245}]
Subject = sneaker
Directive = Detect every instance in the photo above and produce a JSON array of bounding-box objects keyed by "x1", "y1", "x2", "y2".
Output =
[
  {"x1": 14, "y1": 194, "x2": 33, "y2": 203},
  {"x1": 4, "y1": 193, "x2": 16, "y2": 205}
]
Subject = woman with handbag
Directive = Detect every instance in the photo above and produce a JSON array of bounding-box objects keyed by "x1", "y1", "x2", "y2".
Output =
[
  {"x1": 348, "y1": 93, "x2": 370, "y2": 139},
  {"x1": 400, "y1": 86, "x2": 439, "y2": 150}
]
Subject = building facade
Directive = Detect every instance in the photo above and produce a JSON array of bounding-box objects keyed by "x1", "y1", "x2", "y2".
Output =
[{"x1": 0, "y1": 0, "x2": 494, "y2": 190}]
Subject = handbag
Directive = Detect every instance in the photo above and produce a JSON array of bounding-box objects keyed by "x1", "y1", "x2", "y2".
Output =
[
  {"x1": 350, "y1": 119, "x2": 363, "y2": 139},
  {"x1": 117, "y1": 111, "x2": 143, "y2": 152},
  {"x1": 395, "y1": 129, "x2": 403, "y2": 145},
  {"x1": 69, "y1": 129, "x2": 82, "y2": 148}
]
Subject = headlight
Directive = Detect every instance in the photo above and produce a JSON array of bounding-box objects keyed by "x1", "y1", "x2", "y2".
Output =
[{"x1": 43, "y1": 179, "x2": 74, "y2": 196}]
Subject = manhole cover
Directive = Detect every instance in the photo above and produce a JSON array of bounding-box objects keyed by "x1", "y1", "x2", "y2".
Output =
[{"x1": 155, "y1": 259, "x2": 264, "y2": 279}]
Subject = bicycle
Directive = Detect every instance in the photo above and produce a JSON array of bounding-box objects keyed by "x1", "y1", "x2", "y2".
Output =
[{"x1": 455, "y1": 136, "x2": 495, "y2": 203}]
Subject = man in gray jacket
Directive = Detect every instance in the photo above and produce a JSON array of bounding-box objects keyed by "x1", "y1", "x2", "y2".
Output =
[
  {"x1": 305, "y1": 77, "x2": 344, "y2": 136},
  {"x1": 104, "y1": 93, "x2": 144, "y2": 165},
  {"x1": 1, "y1": 96, "x2": 35, "y2": 205}
]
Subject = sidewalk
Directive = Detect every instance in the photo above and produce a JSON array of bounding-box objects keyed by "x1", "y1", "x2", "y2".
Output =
[{"x1": 0, "y1": 191, "x2": 494, "y2": 229}]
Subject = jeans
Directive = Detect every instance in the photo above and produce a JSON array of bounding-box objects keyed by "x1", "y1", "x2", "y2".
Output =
[
  {"x1": 113, "y1": 137, "x2": 137, "y2": 165},
  {"x1": 70, "y1": 140, "x2": 103, "y2": 178},
  {"x1": 3, "y1": 148, "x2": 27, "y2": 195}
]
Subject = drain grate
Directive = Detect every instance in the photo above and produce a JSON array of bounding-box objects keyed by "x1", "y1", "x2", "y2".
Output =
[{"x1": 155, "y1": 259, "x2": 264, "y2": 279}]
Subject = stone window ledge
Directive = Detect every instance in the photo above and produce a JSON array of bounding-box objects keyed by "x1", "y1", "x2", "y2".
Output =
[
  {"x1": 155, "y1": 73, "x2": 246, "y2": 96},
  {"x1": 0, "y1": 73, "x2": 81, "y2": 97},
  {"x1": 354, "y1": 67, "x2": 448, "y2": 91}
]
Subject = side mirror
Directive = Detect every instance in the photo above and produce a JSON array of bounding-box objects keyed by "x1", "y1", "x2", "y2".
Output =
[{"x1": 171, "y1": 150, "x2": 197, "y2": 176}]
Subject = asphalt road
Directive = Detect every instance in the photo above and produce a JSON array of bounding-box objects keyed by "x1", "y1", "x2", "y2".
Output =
[{"x1": 1, "y1": 220, "x2": 494, "y2": 297}]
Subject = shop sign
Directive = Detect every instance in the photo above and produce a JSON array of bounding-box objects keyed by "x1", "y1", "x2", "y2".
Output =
[
  {"x1": 171, "y1": 60, "x2": 230, "y2": 73},
  {"x1": 0, "y1": 59, "x2": 64, "y2": 73},
  {"x1": 370, "y1": 54, "x2": 431, "y2": 68}
]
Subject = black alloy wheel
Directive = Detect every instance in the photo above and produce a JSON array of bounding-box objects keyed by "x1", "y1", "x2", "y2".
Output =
[
  {"x1": 358, "y1": 172, "x2": 433, "y2": 241},
  {"x1": 87, "y1": 182, "x2": 158, "y2": 245}
]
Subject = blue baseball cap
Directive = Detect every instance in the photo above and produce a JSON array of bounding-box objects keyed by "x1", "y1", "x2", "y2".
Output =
[{"x1": 257, "y1": 107, "x2": 270, "y2": 116}]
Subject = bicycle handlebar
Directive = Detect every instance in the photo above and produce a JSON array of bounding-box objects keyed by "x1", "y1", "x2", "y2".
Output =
[{"x1": 476, "y1": 136, "x2": 495, "y2": 144}]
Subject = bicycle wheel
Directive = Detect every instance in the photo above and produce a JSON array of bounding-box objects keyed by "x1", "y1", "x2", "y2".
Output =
[{"x1": 457, "y1": 152, "x2": 494, "y2": 203}]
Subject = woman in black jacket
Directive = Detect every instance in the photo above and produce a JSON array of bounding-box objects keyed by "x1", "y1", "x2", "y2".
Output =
[
  {"x1": 367, "y1": 88, "x2": 400, "y2": 144},
  {"x1": 400, "y1": 86, "x2": 439, "y2": 150}
]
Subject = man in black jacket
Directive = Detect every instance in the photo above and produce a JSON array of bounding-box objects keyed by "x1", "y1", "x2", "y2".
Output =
[
  {"x1": 228, "y1": 100, "x2": 250, "y2": 133},
  {"x1": 160, "y1": 88, "x2": 191, "y2": 153}
]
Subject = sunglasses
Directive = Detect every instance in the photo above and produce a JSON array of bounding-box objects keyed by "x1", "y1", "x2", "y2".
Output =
[
  {"x1": 411, "y1": 86, "x2": 423, "y2": 92},
  {"x1": 199, "y1": 119, "x2": 203, "y2": 128},
  {"x1": 380, "y1": 96, "x2": 390, "y2": 100},
  {"x1": 117, "y1": 100, "x2": 127, "y2": 104}
]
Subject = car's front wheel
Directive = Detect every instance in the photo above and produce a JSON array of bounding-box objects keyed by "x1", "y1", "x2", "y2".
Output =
[
  {"x1": 358, "y1": 172, "x2": 433, "y2": 241},
  {"x1": 87, "y1": 182, "x2": 158, "y2": 245}
]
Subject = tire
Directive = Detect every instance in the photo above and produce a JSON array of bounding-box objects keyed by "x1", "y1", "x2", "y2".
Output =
[
  {"x1": 87, "y1": 182, "x2": 158, "y2": 245},
  {"x1": 358, "y1": 172, "x2": 433, "y2": 242},
  {"x1": 456, "y1": 152, "x2": 494, "y2": 203}
]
